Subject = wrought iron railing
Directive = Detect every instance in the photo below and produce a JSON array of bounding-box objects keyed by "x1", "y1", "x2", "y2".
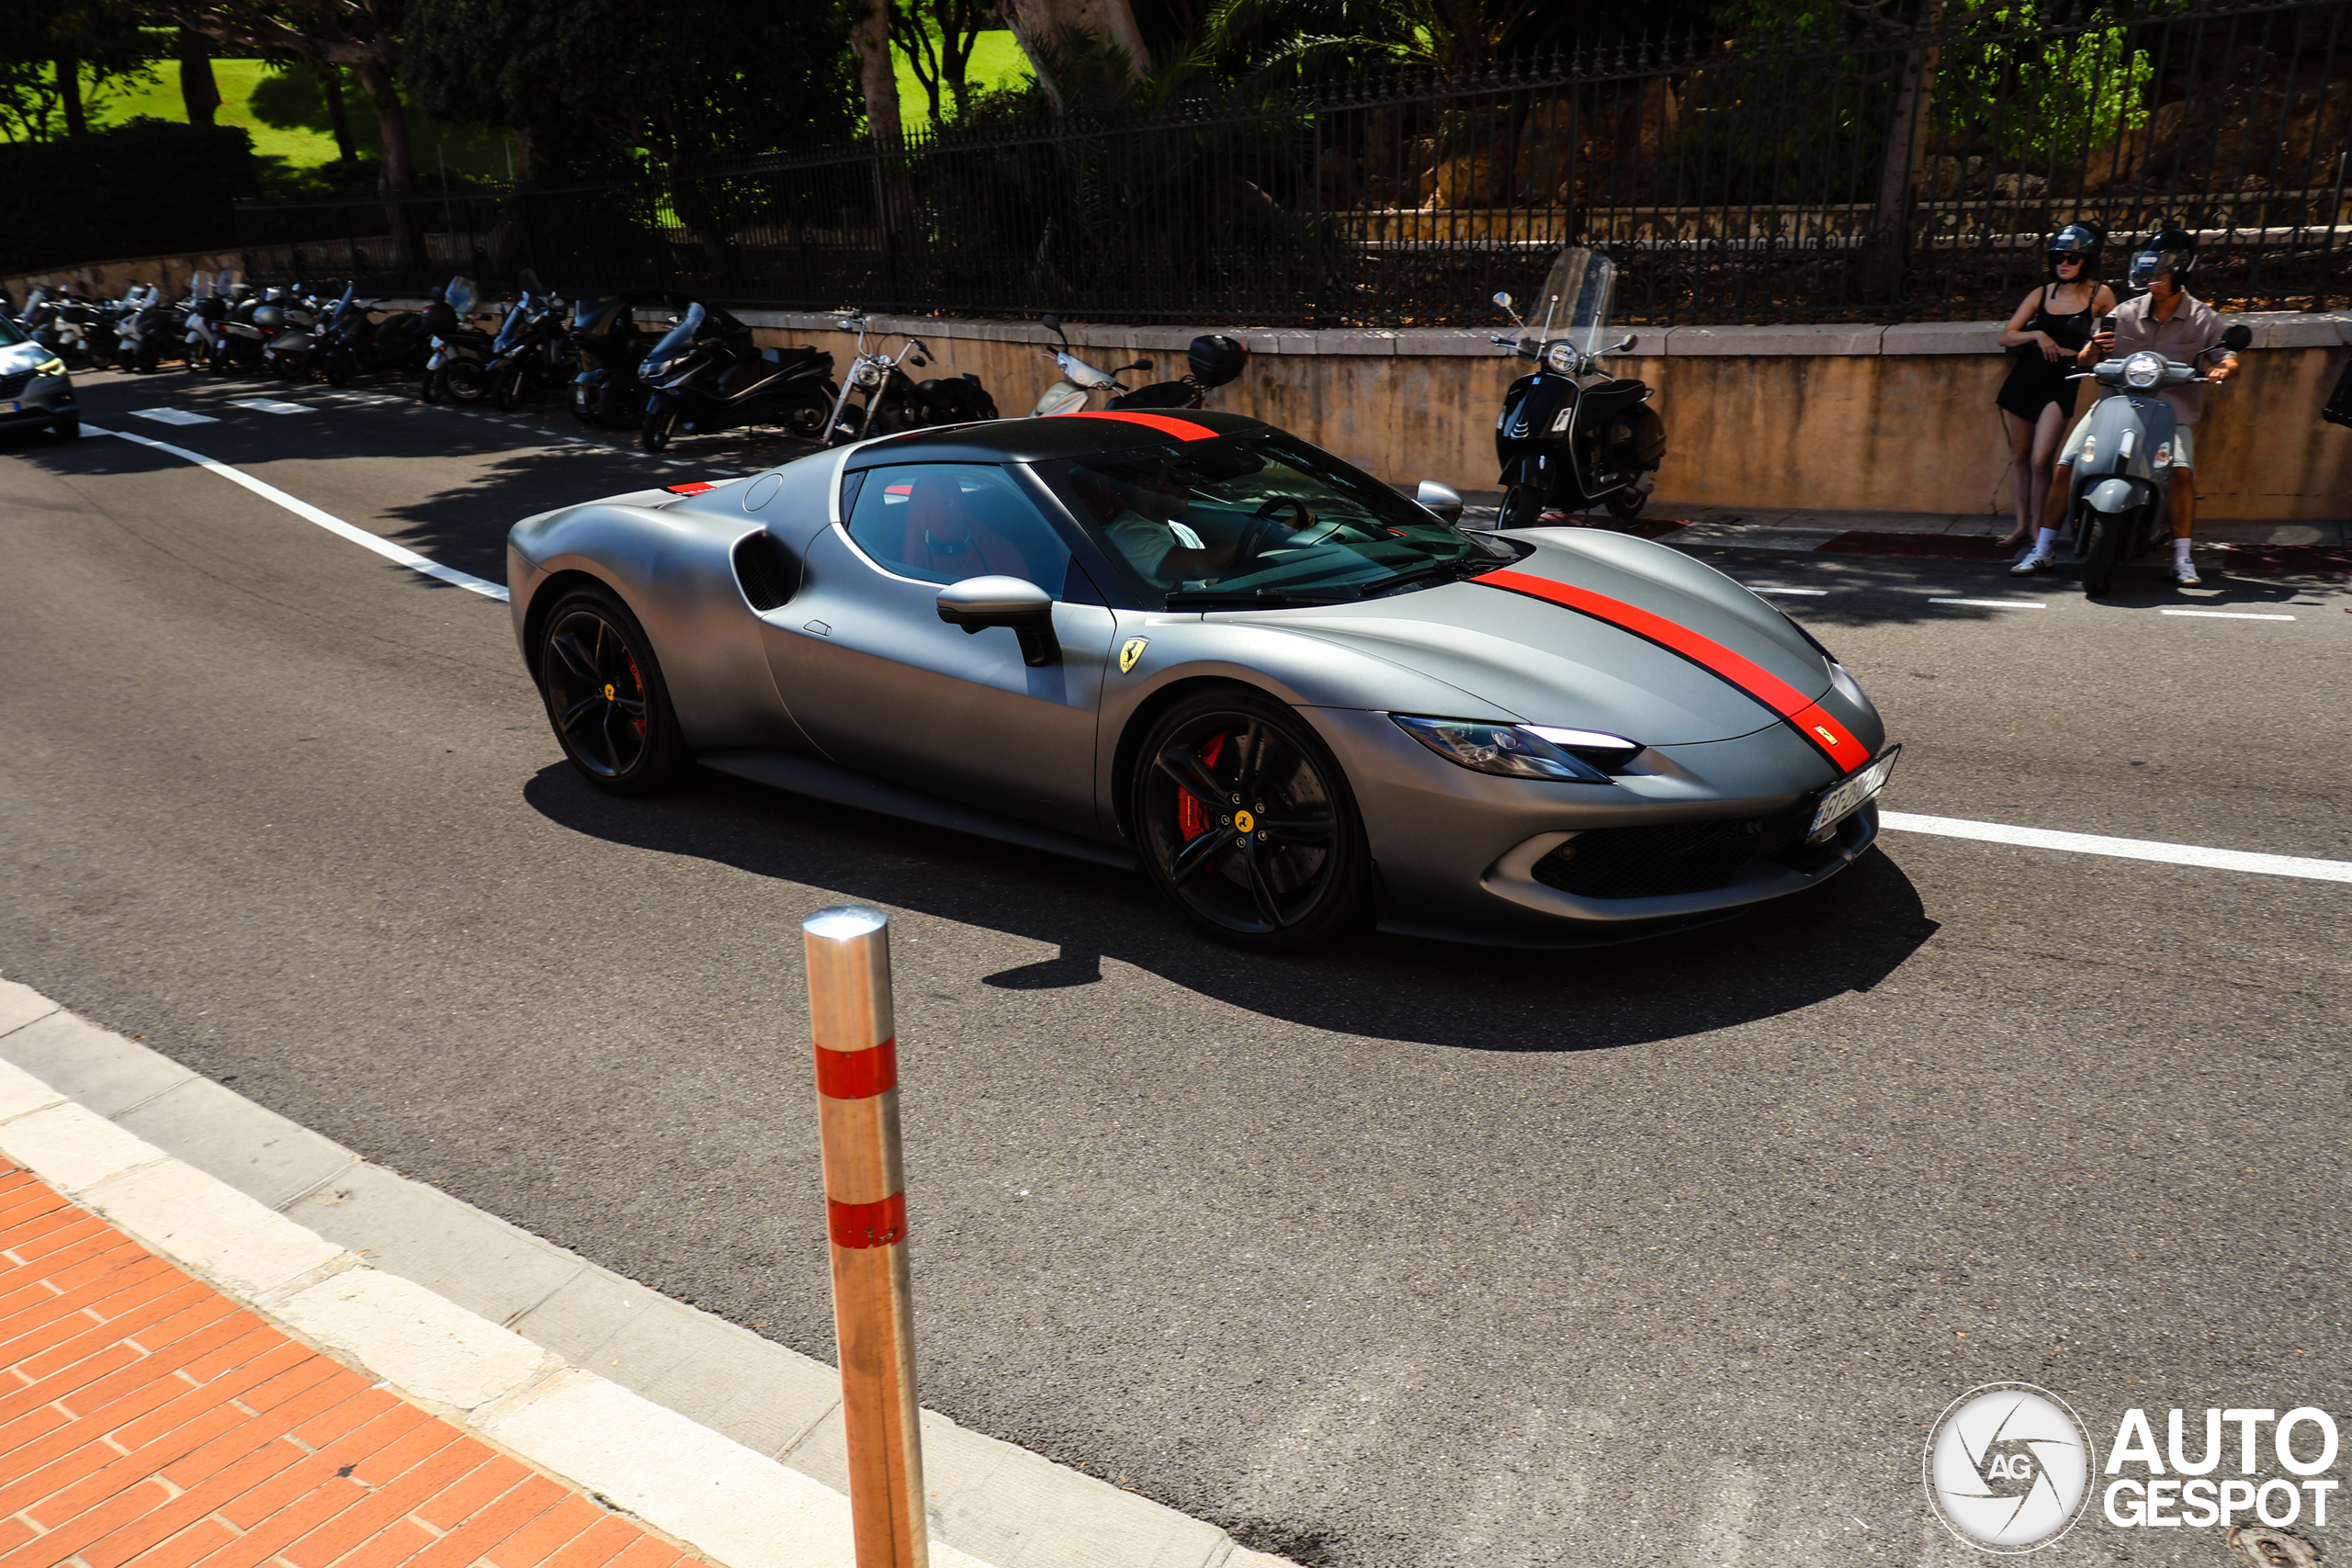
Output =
[{"x1": 236, "y1": 0, "x2": 2352, "y2": 325}]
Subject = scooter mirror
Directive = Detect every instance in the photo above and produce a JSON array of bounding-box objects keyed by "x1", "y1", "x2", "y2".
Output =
[
  {"x1": 1040, "y1": 313, "x2": 1061, "y2": 333},
  {"x1": 2219, "y1": 323, "x2": 2252, "y2": 352},
  {"x1": 1492, "y1": 292, "x2": 1512, "y2": 312},
  {"x1": 1123, "y1": 358, "x2": 1154, "y2": 373}
]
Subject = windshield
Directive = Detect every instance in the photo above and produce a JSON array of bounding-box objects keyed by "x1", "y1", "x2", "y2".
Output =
[
  {"x1": 0, "y1": 314, "x2": 26, "y2": 347},
  {"x1": 1032, "y1": 430, "x2": 1505, "y2": 607},
  {"x1": 639, "y1": 301, "x2": 705, "y2": 378},
  {"x1": 446, "y1": 276, "x2": 478, "y2": 315},
  {"x1": 493, "y1": 292, "x2": 533, "y2": 352},
  {"x1": 1530, "y1": 247, "x2": 1615, "y2": 355}
]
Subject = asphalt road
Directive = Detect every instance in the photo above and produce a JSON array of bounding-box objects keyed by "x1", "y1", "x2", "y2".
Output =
[{"x1": 4, "y1": 374, "x2": 2348, "y2": 1568}]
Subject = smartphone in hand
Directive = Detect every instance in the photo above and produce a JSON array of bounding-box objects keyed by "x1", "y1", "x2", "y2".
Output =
[{"x1": 2098, "y1": 315, "x2": 2117, "y2": 333}]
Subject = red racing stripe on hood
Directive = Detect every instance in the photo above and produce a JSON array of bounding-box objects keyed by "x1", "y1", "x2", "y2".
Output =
[
  {"x1": 1479, "y1": 568, "x2": 1868, "y2": 774},
  {"x1": 1055, "y1": 410, "x2": 1220, "y2": 442}
]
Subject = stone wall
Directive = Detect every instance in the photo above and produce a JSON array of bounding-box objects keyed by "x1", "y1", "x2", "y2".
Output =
[
  {"x1": 723, "y1": 309, "x2": 2352, "y2": 521},
  {"x1": 3, "y1": 250, "x2": 242, "y2": 308}
]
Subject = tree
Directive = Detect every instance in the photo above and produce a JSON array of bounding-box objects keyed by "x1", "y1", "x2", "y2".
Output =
[
  {"x1": 401, "y1": 0, "x2": 861, "y2": 175},
  {"x1": 887, "y1": 0, "x2": 997, "y2": 130},
  {"x1": 159, "y1": 0, "x2": 416, "y2": 193},
  {"x1": 0, "y1": 0, "x2": 153, "y2": 141},
  {"x1": 1001, "y1": 0, "x2": 1153, "y2": 99},
  {"x1": 175, "y1": 27, "x2": 220, "y2": 126}
]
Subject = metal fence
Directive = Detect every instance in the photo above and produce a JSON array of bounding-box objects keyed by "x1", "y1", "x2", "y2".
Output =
[{"x1": 237, "y1": 0, "x2": 2352, "y2": 325}]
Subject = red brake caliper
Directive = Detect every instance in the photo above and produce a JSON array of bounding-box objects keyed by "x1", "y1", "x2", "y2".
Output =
[{"x1": 1177, "y1": 733, "x2": 1227, "y2": 840}]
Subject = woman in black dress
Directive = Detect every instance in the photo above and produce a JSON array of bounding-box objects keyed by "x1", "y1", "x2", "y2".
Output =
[{"x1": 1995, "y1": 224, "x2": 2115, "y2": 552}]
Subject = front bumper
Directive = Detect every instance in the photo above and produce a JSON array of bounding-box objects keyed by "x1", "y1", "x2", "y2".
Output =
[
  {"x1": 1305, "y1": 705, "x2": 1889, "y2": 946},
  {"x1": 0, "y1": 372, "x2": 75, "y2": 428}
]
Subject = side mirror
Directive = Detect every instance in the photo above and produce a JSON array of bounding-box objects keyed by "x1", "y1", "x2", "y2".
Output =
[
  {"x1": 1125, "y1": 357, "x2": 1153, "y2": 373},
  {"x1": 1414, "y1": 480, "x2": 1464, "y2": 525},
  {"x1": 1040, "y1": 313, "x2": 1062, "y2": 335},
  {"x1": 936, "y1": 576, "x2": 1059, "y2": 666},
  {"x1": 1492, "y1": 291, "x2": 1513, "y2": 312},
  {"x1": 2219, "y1": 323, "x2": 2252, "y2": 352},
  {"x1": 1611, "y1": 333, "x2": 1639, "y2": 355}
]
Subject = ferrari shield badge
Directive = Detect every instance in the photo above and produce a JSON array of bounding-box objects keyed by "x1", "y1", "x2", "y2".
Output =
[{"x1": 1119, "y1": 637, "x2": 1148, "y2": 674}]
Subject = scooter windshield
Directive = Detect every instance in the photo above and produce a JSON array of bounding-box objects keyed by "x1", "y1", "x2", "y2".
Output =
[
  {"x1": 1531, "y1": 247, "x2": 1615, "y2": 355},
  {"x1": 639, "y1": 302, "x2": 706, "y2": 380},
  {"x1": 493, "y1": 293, "x2": 533, "y2": 353}
]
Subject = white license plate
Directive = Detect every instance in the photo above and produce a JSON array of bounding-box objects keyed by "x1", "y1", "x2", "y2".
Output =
[{"x1": 1808, "y1": 744, "x2": 1900, "y2": 840}]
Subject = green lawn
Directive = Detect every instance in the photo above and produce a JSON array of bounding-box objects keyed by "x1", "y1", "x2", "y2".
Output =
[
  {"x1": 894, "y1": 30, "x2": 1034, "y2": 132},
  {"x1": 14, "y1": 59, "x2": 513, "y2": 181}
]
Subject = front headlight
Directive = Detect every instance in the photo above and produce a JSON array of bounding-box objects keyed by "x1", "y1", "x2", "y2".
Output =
[
  {"x1": 853, "y1": 360, "x2": 885, "y2": 389},
  {"x1": 1544, "y1": 340, "x2": 1579, "y2": 376},
  {"x1": 34, "y1": 355, "x2": 66, "y2": 377},
  {"x1": 1392, "y1": 716, "x2": 1614, "y2": 784},
  {"x1": 2122, "y1": 350, "x2": 2164, "y2": 389}
]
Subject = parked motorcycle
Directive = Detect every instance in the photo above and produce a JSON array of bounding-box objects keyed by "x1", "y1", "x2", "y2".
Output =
[
  {"x1": 1027, "y1": 313, "x2": 1155, "y2": 415},
  {"x1": 1488, "y1": 246, "x2": 1667, "y2": 529},
  {"x1": 2060, "y1": 323, "x2": 2252, "y2": 596},
  {"x1": 637, "y1": 300, "x2": 834, "y2": 453},
  {"x1": 318, "y1": 289, "x2": 430, "y2": 387},
  {"x1": 486, "y1": 275, "x2": 576, "y2": 412},
  {"x1": 261, "y1": 282, "x2": 334, "y2": 380},
  {"x1": 1104, "y1": 333, "x2": 1249, "y2": 411},
  {"x1": 105, "y1": 284, "x2": 171, "y2": 372},
  {"x1": 419, "y1": 277, "x2": 492, "y2": 402},
  {"x1": 181, "y1": 272, "x2": 234, "y2": 373},
  {"x1": 23, "y1": 288, "x2": 99, "y2": 370},
  {"x1": 566, "y1": 289, "x2": 699, "y2": 428},
  {"x1": 824, "y1": 310, "x2": 995, "y2": 446}
]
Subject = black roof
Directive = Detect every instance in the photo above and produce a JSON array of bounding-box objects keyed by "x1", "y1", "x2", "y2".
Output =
[{"x1": 842, "y1": 408, "x2": 1270, "y2": 468}]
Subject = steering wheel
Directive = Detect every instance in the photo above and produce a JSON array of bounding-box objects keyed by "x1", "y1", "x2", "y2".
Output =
[{"x1": 1222, "y1": 497, "x2": 1306, "y2": 576}]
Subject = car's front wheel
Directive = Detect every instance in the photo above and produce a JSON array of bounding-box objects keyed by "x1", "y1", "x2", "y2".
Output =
[
  {"x1": 1132, "y1": 691, "x2": 1372, "y2": 951},
  {"x1": 536, "y1": 587, "x2": 692, "y2": 795}
]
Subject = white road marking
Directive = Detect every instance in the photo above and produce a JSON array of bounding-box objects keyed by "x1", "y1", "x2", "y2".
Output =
[
  {"x1": 225, "y1": 398, "x2": 313, "y2": 415},
  {"x1": 130, "y1": 408, "x2": 218, "y2": 425},
  {"x1": 2160, "y1": 607, "x2": 2295, "y2": 621},
  {"x1": 1928, "y1": 597, "x2": 2046, "y2": 610},
  {"x1": 85, "y1": 423, "x2": 508, "y2": 602},
  {"x1": 1881, "y1": 811, "x2": 2351, "y2": 884},
  {"x1": 1747, "y1": 585, "x2": 1828, "y2": 595}
]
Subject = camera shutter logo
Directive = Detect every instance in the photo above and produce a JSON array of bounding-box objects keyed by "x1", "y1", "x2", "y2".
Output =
[{"x1": 1925, "y1": 1382, "x2": 2096, "y2": 1552}]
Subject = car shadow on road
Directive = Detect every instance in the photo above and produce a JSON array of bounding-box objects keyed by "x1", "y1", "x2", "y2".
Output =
[{"x1": 521, "y1": 762, "x2": 1939, "y2": 1054}]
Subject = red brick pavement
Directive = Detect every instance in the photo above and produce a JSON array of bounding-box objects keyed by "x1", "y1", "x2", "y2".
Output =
[{"x1": 0, "y1": 1162, "x2": 717, "y2": 1568}]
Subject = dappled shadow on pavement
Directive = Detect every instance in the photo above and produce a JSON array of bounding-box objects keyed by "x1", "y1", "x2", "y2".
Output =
[{"x1": 521, "y1": 762, "x2": 1938, "y2": 1054}]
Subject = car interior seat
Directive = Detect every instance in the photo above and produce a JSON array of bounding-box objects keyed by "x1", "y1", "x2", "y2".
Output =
[{"x1": 899, "y1": 477, "x2": 1030, "y2": 584}]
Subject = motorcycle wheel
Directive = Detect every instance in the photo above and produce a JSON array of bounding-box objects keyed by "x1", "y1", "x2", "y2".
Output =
[
  {"x1": 1497, "y1": 485, "x2": 1546, "y2": 530},
  {"x1": 641, "y1": 406, "x2": 680, "y2": 454},
  {"x1": 445, "y1": 360, "x2": 489, "y2": 402},
  {"x1": 421, "y1": 367, "x2": 448, "y2": 403},
  {"x1": 570, "y1": 383, "x2": 597, "y2": 425},
  {"x1": 494, "y1": 365, "x2": 526, "y2": 413},
  {"x1": 783, "y1": 399, "x2": 829, "y2": 440},
  {"x1": 325, "y1": 348, "x2": 356, "y2": 387},
  {"x1": 1603, "y1": 486, "x2": 1650, "y2": 524},
  {"x1": 2079, "y1": 510, "x2": 2125, "y2": 598},
  {"x1": 136, "y1": 344, "x2": 160, "y2": 375}
]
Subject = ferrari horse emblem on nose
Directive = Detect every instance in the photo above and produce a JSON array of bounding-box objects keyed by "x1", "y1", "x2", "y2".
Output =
[{"x1": 1120, "y1": 637, "x2": 1149, "y2": 673}]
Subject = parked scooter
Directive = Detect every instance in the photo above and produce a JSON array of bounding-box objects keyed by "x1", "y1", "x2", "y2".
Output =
[
  {"x1": 23, "y1": 288, "x2": 99, "y2": 370},
  {"x1": 318, "y1": 289, "x2": 430, "y2": 386},
  {"x1": 261, "y1": 283, "x2": 334, "y2": 380},
  {"x1": 637, "y1": 301, "x2": 834, "y2": 453},
  {"x1": 2058, "y1": 323, "x2": 2252, "y2": 596},
  {"x1": 1103, "y1": 333, "x2": 1249, "y2": 411},
  {"x1": 107, "y1": 284, "x2": 172, "y2": 372},
  {"x1": 486, "y1": 274, "x2": 576, "y2": 412},
  {"x1": 1028, "y1": 313, "x2": 1155, "y2": 415},
  {"x1": 823, "y1": 310, "x2": 995, "y2": 446},
  {"x1": 565, "y1": 290, "x2": 698, "y2": 428},
  {"x1": 182, "y1": 272, "x2": 235, "y2": 373},
  {"x1": 419, "y1": 277, "x2": 492, "y2": 402},
  {"x1": 1488, "y1": 246, "x2": 1667, "y2": 529}
]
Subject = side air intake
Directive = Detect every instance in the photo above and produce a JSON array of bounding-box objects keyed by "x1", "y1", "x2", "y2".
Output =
[{"x1": 732, "y1": 532, "x2": 799, "y2": 611}]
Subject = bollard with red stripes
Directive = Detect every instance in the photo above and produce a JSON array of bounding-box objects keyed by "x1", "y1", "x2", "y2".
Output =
[{"x1": 803, "y1": 905, "x2": 928, "y2": 1568}]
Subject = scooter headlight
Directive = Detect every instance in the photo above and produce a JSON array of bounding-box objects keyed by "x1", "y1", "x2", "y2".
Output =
[
  {"x1": 2121, "y1": 350, "x2": 2164, "y2": 389},
  {"x1": 1544, "y1": 340, "x2": 1579, "y2": 376}
]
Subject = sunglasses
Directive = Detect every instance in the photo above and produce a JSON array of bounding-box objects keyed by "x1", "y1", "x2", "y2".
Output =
[{"x1": 2050, "y1": 254, "x2": 2086, "y2": 265}]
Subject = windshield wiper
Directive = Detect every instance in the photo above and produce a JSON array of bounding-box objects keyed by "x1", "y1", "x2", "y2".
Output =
[{"x1": 1162, "y1": 585, "x2": 1368, "y2": 608}]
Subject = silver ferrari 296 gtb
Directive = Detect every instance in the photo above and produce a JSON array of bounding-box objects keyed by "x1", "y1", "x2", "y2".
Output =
[{"x1": 506, "y1": 410, "x2": 1897, "y2": 950}]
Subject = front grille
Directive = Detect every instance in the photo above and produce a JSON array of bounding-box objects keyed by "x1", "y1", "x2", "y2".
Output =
[
  {"x1": 1533, "y1": 808, "x2": 1813, "y2": 900},
  {"x1": 0, "y1": 371, "x2": 33, "y2": 399}
]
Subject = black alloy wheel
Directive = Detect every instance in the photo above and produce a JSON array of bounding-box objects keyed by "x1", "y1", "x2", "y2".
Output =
[
  {"x1": 1132, "y1": 691, "x2": 1372, "y2": 951},
  {"x1": 536, "y1": 588, "x2": 691, "y2": 795}
]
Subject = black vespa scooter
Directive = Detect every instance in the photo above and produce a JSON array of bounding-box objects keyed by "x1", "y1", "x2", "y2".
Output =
[{"x1": 1488, "y1": 247, "x2": 1667, "y2": 529}]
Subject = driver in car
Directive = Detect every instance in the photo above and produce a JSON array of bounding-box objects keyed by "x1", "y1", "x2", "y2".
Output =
[
  {"x1": 2015, "y1": 225, "x2": 2239, "y2": 587},
  {"x1": 1071, "y1": 458, "x2": 1268, "y2": 586}
]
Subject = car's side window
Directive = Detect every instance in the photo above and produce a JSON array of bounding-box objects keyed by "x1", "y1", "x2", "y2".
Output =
[{"x1": 843, "y1": 464, "x2": 1073, "y2": 594}]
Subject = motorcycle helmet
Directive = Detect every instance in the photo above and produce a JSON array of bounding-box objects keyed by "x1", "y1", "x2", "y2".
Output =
[
  {"x1": 2127, "y1": 224, "x2": 2196, "y2": 289},
  {"x1": 2046, "y1": 222, "x2": 2102, "y2": 278},
  {"x1": 1186, "y1": 333, "x2": 1248, "y2": 389}
]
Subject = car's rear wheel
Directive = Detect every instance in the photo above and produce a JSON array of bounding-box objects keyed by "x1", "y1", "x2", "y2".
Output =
[
  {"x1": 536, "y1": 587, "x2": 692, "y2": 795},
  {"x1": 1132, "y1": 691, "x2": 1372, "y2": 951}
]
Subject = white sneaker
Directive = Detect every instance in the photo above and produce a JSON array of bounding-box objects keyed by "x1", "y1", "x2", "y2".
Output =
[
  {"x1": 2009, "y1": 551, "x2": 2054, "y2": 576},
  {"x1": 2173, "y1": 559, "x2": 2202, "y2": 587}
]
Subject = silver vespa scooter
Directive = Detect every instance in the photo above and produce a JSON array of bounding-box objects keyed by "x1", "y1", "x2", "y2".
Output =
[{"x1": 2059, "y1": 322, "x2": 2250, "y2": 596}]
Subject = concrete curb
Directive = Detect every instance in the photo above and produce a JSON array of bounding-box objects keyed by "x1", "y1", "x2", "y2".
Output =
[{"x1": 0, "y1": 976, "x2": 1287, "y2": 1568}]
